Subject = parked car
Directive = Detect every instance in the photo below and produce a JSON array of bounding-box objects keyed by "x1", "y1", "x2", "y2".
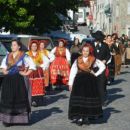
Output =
[
  {"x1": 0, "y1": 34, "x2": 54, "y2": 85},
  {"x1": 81, "y1": 37, "x2": 95, "y2": 46},
  {"x1": 51, "y1": 36, "x2": 73, "y2": 50},
  {"x1": 63, "y1": 20, "x2": 78, "y2": 32},
  {"x1": 45, "y1": 30, "x2": 87, "y2": 43},
  {"x1": 0, "y1": 34, "x2": 54, "y2": 51}
]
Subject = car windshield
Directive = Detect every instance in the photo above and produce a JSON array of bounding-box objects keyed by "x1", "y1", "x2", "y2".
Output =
[
  {"x1": 52, "y1": 38, "x2": 72, "y2": 49},
  {"x1": 81, "y1": 39, "x2": 95, "y2": 46},
  {"x1": 0, "y1": 37, "x2": 54, "y2": 53},
  {"x1": 1, "y1": 42, "x2": 28, "y2": 52},
  {"x1": 30, "y1": 39, "x2": 53, "y2": 51},
  {"x1": 0, "y1": 43, "x2": 8, "y2": 55}
]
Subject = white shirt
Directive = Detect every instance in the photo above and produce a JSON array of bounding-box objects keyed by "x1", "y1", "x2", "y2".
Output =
[
  {"x1": 40, "y1": 55, "x2": 50, "y2": 70},
  {"x1": 94, "y1": 42, "x2": 102, "y2": 53},
  {"x1": 51, "y1": 47, "x2": 71, "y2": 62},
  {"x1": 94, "y1": 42, "x2": 102, "y2": 47},
  {"x1": 116, "y1": 42, "x2": 119, "y2": 47},
  {"x1": 47, "y1": 52, "x2": 55, "y2": 62},
  {"x1": 31, "y1": 52, "x2": 50, "y2": 70},
  {"x1": 68, "y1": 57, "x2": 106, "y2": 86},
  {"x1": 0, "y1": 55, "x2": 36, "y2": 70}
]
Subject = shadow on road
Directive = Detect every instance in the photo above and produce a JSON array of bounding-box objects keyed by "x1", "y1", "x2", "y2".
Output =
[
  {"x1": 30, "y1": 107, "x2": 63, "y2": 125},
  {"x1": 106, "y1": 87, "x2": 125, "y2": 106},
  {"x1": 120, "y1": 71, "x2": 130, "y2": 75},
  {"x1": 90, "y1": 107, "x2": 121, "y2": 124},
  {"x1": 89, "y1": 78, "x2": 124, "y2": 124},
  {"x1": 111, "y1": 79, "x2": 127, "y2": 85},
  {"x1": 107, "y1": 88, "x2": 122, "y2": 95},
  {"x1": 45, "y1": 94, "x2": 69, "y2": 106},
  {"x1": 107, "y1": 94, "x2": 125, "y2": 105}
]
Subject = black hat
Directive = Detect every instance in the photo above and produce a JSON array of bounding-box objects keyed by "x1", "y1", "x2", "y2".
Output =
[{"x1": 92, "y1": 30, "x2": 105, "y2": 42}]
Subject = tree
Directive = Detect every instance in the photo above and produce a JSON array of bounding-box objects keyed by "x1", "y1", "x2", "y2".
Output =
[
  {"x1": 78, "y1": 0, "x2": 90, "y2": 7},
  {"x1": 0, "y1": 0, "x2": 79, "y2": 34}
]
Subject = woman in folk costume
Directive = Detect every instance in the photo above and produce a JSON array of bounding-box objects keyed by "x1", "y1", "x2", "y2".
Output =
[
  {"x1": 50, "y1": 39, "x2": 71, "y2": 90},
  {"x1": 68, "y1": 44, "x2": 105, "y2": 126},
  {"x1": 27, "y1": 40, "x2": 49, "y2": 107},
  {"x1": 112, "y1": 34, "x2": 123, "y2": 75},
  {"x1": 0, "y1": 40, "x2": 36, "y2": 127},
  {"x1": 105, "y1": 35, "x2": 116, "y2": 85},
  {"x1": 39, "y1": 40, "x2": 55, "y2": 88},
  {"x1": 70, "y1": 38, "x2": 81, "y2": 65}
]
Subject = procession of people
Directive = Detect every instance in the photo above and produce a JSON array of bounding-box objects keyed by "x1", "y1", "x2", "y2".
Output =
[{"x1": 0, "y1": 31, "x2": 128, "y2": 127}]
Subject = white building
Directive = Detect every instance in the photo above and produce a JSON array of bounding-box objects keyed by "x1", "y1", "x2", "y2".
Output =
[
  {"x1": 93, "y1": 0, "x2": 130, "y2": 37},
  {"x1": 67, "y1": 7, "x2": 90, "y2": 25},
  {"x1": 112, "y1": 0, "x2": 130, "y2": 36},
  {"x1": 93, "y1": 0, "x2": 113, "y2": 34},
  {"x1": 0, "y1": 27, "x2": 10, "y2": 35}
]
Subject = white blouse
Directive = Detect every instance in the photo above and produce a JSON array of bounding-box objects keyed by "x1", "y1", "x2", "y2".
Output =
[
  {"x1": 51, "y1": 47, "x2": 71, "y2": 62},
  {"x1": 40, "y1": 55, "x2": 50, "y2": 70},
  {"x1": 68, "y1": 57, "x2": 106, "y2": 86},
  {"x1": 30, "y1": 52, "x2": 50, "y2": 70},
  {"x1": 47, "y1": 52, "x2": 55, "y2": 62},
  {"x1": 0, "y1": 55, "x2": 36, "y2": 70}
]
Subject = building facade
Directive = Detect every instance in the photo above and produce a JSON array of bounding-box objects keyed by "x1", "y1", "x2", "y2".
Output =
[
  {"x1": 93, "y1": 0, "x2": 130, "y2": 36},
  {"x1": 112, "y1": 0, "x2": 130, "y2": 37},
  {"x1": 92, "y1": 0, "x2": 112, "y2": 34}
]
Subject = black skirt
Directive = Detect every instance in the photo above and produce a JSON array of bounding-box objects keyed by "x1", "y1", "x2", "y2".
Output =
[
  {"x1": 0, "y1": 73, "x2": 30, "y2": 124},
  {"x1": 108, "y1": 55, "x2": 115, "y2": 81},
  {"x1": 68, "y1": 72, "x2": 103, "y2": 119},
  {"x1": 71, "y1": 53, "x2": 80, "y2": 65}
]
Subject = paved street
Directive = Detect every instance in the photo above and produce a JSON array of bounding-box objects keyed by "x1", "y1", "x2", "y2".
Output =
[
  {"x1": 77, "y1": 26, "x2": 90, "y2": 36},
  {"x1": 0, "y1": 67, "x2": 130, "y2": 130}
]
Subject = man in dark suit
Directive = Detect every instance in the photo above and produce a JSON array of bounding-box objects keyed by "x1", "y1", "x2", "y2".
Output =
[{"x1": 92, "y1": 31, "x2": 111, "y2": 106}]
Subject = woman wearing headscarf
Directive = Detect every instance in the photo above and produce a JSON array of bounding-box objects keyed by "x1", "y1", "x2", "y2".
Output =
[
  {"x1": 27, "y1": 40, "x2": 49, "y2": 107},
  {"x1": 39, "y1": 40, "x2": 55, "y2": 88},
  {"x1": 70, "y1": 38, "x2": 81, "y2": 65},
  {"x1": 112, "y1": 34, "x2": 123, "y2": 75},
  {"x1": 105, "y1": 35, "x2": 116, "y2": 85},
  {"x1": 68, "y1": 44, "x2": 105, "y2": 126},
  {"x1": 50, "y1": 39, "x2": 71, "y2": 90},
  {"x1": 0, "y1": 40, "x2": 36, "y2": 127}
]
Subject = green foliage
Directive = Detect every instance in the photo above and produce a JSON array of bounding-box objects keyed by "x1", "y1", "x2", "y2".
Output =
[{"x1": 0, "y1": 0, "x2": 79, "y2": 34}]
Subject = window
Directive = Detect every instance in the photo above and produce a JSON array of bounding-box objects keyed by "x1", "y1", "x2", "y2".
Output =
[
  {"x1": 78, "y1": 12, "x2": 83, "y2": 18},
  {"x1": 0, "y1": 43, "x2": 8, "y2": 55},
  {"x1": 127, "y1": 2, "x2": 130, "y2": 15},
  {"x1": 116, "y1": 5, "x2": 119, "y2": 17}
]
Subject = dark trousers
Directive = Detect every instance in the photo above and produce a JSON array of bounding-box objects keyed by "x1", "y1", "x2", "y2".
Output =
[{"x1": 97, "y1": 71, "x2": 107, "y2": 104}]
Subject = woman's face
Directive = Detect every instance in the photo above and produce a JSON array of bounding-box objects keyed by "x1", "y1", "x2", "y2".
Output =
[
  {"x1": 112, "y1": 35, "x2": 116, "y2": 41},
  {"x1": 107, "y1": 36, "x2": 112, "y2": 43},
  {"x1": 40, "y1": 42, "x2": 45, "y2": 50},
  {"x1": 11, "y1": 41, "x2": 20, "y2": 52},
  {"x1": 59, "y1": 41, "x2": 64, "y2": 47},
  {"x1": 75, "y1": 38, "x2": 79, "y2": 45},
  {"x1": 82, "y1": 47, "x2": 90, "y2": 57},
  {"x1": 31, "y1": 43, "x2": 38, "y2": 52}
]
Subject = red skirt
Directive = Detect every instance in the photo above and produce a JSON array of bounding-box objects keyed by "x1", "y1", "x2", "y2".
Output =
[
  {"x1": 50, "y1": 57, "x2": 70, "y2": 85},
  {"x1": 44, "y1": 69, "x2": 49, "y2": 87},
  {"x1": 29, "y1": 67, "x2": 45, "y2": 96}
]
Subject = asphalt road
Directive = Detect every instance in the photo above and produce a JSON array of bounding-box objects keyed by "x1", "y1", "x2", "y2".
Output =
[{"x1": 0, "y1": 67, "x2": 130, "y2": 130}]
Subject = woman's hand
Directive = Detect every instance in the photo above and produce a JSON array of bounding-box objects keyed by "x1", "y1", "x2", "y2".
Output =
[
  {"x1": 3, "y1": 69, "x2": 8, "y2": 75},
  {"x1": 111, "y1": 52, "x2": 116, "y2": 55},
  {"x1": 19, "y1": 69, "x2": 33, "y2": 76},
  {"x1": 19, "y1": 71, "x2": 27, "y2": 76},
  {"x1": 69, "y1": 85, "x2": 72, "y2": 91},
  {"x1": 102, "y1": 60, "x2": 106, "y2": 64},
  {"x1": 90, "y1": 70, "x2": 95, "y2": 76},
  {"x1": 68, "y1": 61, "x2": 71, "y2": 66}
]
